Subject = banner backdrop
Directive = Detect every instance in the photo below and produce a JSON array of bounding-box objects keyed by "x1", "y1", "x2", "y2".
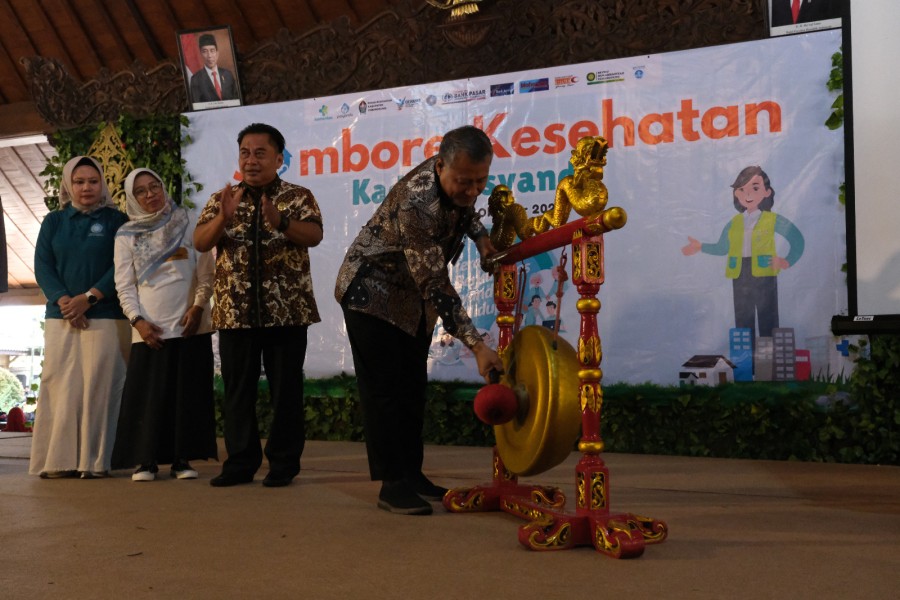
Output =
[{"x1": 183, "y1": 29, "x2": 845, "y2": 384}]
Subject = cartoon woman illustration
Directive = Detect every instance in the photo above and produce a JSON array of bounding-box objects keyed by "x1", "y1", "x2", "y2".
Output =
[
  {"x1": 681, "y1": 166, "x2": 804, "y2": 342},
  {"x1": 522, "y1": 294, "x2": 545, "y2": 326}
]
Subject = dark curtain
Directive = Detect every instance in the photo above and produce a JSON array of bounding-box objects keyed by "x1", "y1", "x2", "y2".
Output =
[{"x1": 1, "y1": 195, "x2": 8, "y2": 293}]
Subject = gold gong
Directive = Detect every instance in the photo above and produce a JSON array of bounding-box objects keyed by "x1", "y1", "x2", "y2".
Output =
[{"x1": 495, "y1": 325, "x2": 582, "y2": 476}]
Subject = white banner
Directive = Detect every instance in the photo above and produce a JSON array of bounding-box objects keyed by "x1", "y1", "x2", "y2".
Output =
[{"x1": 183, "y1": 29, "x2": 845, "y2": 384}]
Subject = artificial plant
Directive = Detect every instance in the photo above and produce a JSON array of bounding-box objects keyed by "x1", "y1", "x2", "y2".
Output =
[{"x1": 40, "y1": 114, "x2": 201, "y2": 211}]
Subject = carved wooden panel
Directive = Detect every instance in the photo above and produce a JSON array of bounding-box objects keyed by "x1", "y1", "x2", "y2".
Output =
[
  {"x1": 23, "y1": 0, "x2": 767, "y2": 130},
  {"x1": 22, "y1": 57, "x2": 187, "y2": 129}
]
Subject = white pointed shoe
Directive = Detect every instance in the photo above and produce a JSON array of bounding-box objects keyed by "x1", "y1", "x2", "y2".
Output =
[
  {"x1": 171, "y1": 461, "x2": 198, "y2": 480},
  {"x1": 132, "y1": 466, "x2": 156, "y2": 482}
]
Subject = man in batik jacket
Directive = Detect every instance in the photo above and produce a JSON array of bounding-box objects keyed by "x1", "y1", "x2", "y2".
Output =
[
  {"x1": 195, "y1": 122, "x2": 323, "y2": 489},
  {"x1": 335, "y1": 125, "x2": 503, "y2": 515}
]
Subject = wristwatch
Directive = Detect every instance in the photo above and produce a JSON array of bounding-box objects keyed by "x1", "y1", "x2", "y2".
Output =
[
  {"x1": 277, "y1": 213, "x2": 290, "y2": 232},
  {"x1": 85, "y1": 291, "x2": 99, "y2": 305},
  {"x1": 129, "y1": 315, "x2": 145, "y2": 327}
]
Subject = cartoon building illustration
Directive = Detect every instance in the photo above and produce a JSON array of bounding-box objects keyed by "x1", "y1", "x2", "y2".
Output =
[
  {"x1": 688, "y1": 326, "x2": 806, "y2": 384},
  {"x1": 754, "y1": 337, "x2": 774, "y2": 381},
  {"x1": 772, "y1": 327, "x2": 796, "y2": 381},
  {"x1": 679, "y1": 355, "x2": 736, "y2": 386},
  {"x1": 804, "y1": 334, "x2": 867, "y2": 381},
  {"x1": 804, "y1": 335, "x2": 831, "y2": 379},
  {"x1": 729, "y1": 328, "x2": 753, "y2": 382},
  {"x1": 794, "y1": 349, "x2": 811, "y2": 381}
]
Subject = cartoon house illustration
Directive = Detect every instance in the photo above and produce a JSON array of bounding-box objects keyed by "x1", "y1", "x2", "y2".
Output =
[{"x1": 679, "y1": 355, "x2": 737, "y2": 386}]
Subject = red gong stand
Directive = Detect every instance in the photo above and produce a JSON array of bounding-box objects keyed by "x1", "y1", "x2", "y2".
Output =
[{"x1": 442, "y1": 211, "x2": 668, "y2": 558}]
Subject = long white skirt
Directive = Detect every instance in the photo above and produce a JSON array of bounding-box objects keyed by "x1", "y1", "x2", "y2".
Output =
[{"x1": 29, "y1": 318, "x2": 131, "y2": 475}]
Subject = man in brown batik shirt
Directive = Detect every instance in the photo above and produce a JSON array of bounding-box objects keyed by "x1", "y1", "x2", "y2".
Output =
[
  {"x1": 335, "y1": 125, "x2": 503, "y2": 515},
  {"x1": 195, "y1": 122, "x2": 322, "y2": 488}
]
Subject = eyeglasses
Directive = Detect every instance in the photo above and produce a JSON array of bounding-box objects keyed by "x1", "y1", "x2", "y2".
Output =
[{"x1": 134, "y1": 182, "x2": 163, "y2": 200}]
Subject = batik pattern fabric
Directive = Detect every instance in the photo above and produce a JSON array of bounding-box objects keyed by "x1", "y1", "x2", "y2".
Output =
[
  {"x1": 335, "y1": 156, "x2": 486, "y2": 349},
  {"x1": 197, "y1": 177, "x2": 322, "y2": 329}
]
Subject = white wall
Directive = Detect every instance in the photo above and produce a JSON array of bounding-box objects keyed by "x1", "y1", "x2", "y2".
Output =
[{"x1": 847, "y1": 0, "x2": 900, "y2": 315}]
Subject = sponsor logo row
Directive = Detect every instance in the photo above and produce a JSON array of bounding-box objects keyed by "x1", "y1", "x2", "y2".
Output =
[{"x1": 313, "y1": 68, "x2": 647, "y2": 120}]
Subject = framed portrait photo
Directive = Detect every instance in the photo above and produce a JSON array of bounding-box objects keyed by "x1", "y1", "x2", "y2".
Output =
[
  {"x1": 768, "y1": 0, "x2": 843, "y2": 37},
  {"x1": 177, "y1": 25, "x2": 243, "y2": 111}
]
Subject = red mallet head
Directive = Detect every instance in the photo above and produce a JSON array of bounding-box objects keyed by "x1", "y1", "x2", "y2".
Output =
[{"x1": 473, "y1": 383, "x2": 518, "y2": 425}]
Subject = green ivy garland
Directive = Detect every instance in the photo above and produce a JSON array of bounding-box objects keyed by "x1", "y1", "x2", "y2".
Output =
[
  {"x1": 39, "y1": 114, "x2": 202, "y2": 212},
  {"x1": 826, "y1": 48, "x2": 846, "y2": 206},
  {"x1": 825, "y1": 49, "x2": 844, "y2": 130}
]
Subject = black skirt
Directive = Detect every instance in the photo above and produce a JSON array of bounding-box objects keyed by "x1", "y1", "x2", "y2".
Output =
[{"x1": 112, "y1": 333, "x2": 218, "y2": 469}]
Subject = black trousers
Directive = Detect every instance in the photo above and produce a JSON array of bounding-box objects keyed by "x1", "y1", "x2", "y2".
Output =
[
  {"x1": 342, "y1": 307, "x2": 431, "y2": 482},
  {"x1": 218, "y1": 326, "x2": 308, "y2": 477},
  {"x1": 732, "y1": 257, "x2": 779, "y2": 340}
]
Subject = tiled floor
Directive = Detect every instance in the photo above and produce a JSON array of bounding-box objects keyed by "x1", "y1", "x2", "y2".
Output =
[{"x1": 3, "y1": 433, "x2": 899, "y2": 599}]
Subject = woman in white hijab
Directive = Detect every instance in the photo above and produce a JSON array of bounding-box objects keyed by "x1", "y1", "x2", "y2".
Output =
[
  {"x1": 29, "y1": 156, "x2": 131, "y2": 479},
  {"x1": 111, "y1": 168, "x2": 217, "y2": 481}
]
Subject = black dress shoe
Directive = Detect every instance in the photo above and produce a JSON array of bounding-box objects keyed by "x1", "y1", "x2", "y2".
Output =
[
  {"x1": 209, "y1": 472, "x2": 254, "y2": 487},
  {"x1": 406, "y1": 474, "x2": 449, "y2": 501},
  {"x1": 262, "y1": 472, "x2": 296, "y2": 488},
  {"x1": 378, "y1": 480, "x2": 433, "y2": 515}
]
